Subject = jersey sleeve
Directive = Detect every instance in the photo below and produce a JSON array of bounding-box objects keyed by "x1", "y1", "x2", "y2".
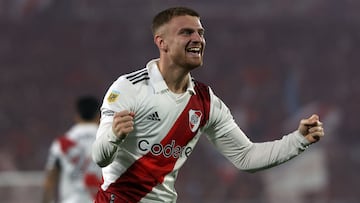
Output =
[
  {"x1": 203, "y1": 88, "x2": 311, "y2": 172},
  {"x1": 92, "y1": 76, "x2": 137, "y2": 167}
]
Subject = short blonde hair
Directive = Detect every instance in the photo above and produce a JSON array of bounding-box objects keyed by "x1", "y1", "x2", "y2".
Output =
[{"x1": 151, "y1": 7, "x2": 200, "y2": 36}]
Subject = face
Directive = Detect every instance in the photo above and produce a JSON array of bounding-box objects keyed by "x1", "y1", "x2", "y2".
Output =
[{"x1": 157, "y1": 15, "x2": 206, "y2": 70}]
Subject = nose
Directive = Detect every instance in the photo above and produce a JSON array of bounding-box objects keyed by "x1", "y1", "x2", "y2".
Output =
[
  {"x1": 191, "y1": 32, "x2": 205, "y2": 43},
  {"x1": 191, "y1": 32, "x2": 204, "y2": 42}
]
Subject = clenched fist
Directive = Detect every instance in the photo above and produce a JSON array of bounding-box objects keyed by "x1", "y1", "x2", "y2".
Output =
[
  {"x1": 298, "y1": 114, "x2": 324, "y2": 143},
  {"x1": 112, "y1": 110, "x2": 135, "y2": 140}
]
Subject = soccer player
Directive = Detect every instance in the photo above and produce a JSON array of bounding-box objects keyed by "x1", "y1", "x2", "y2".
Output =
[
  {"x1": 92, "y1": 7, "x2": 325, "y2": 203},
  {"x1": 42, "y1": 96, "x2": 102, "y2": 203}
]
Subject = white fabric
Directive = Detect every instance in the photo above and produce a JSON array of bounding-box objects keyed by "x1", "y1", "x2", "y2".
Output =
[
  {"x1": 92, "y1": 58, "x2": 310, "y2": 203},
  {"x1": 46, "y1": 123, "x2": 101, "y2": 203}
]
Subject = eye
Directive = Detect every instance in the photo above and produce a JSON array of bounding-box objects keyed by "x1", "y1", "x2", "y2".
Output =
[
  {"x1": 180, "y1": 29, "x2": 193, "y2": 36},
  {"x1": 198, "y1": 30, "x2": 205, "y2": 37}
]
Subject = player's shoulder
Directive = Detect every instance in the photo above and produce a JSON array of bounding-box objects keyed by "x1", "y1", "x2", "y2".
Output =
[
  {"x1": 192, "y1": 78, "x2": 208, "y2": 88},
  {"x1": 109, "y1": 68, "x2": 149, "y2": 95},
  {"x1": 192, "y1": 77, "x2": 211, "y2": 94},
  {"x1": 120, "y1": 67, "x2": 149, "y2": 86},
  {"x1": 52, "y1": 134, "x2": 76, "y2": 154}
]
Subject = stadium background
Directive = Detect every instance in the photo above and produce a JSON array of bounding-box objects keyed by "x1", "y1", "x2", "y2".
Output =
[{"x1": 0, "y1": 0, "x2": 359, "y2": 202}]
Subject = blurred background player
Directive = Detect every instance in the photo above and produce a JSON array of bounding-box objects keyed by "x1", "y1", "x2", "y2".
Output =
[{"x1": 42, "y1": 95, "x2": 102, "y2": 203}]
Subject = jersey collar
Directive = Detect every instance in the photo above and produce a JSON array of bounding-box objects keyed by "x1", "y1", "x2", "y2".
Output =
[{"x1": 146, "y1": 58, "x2": 196, "y2": 95}]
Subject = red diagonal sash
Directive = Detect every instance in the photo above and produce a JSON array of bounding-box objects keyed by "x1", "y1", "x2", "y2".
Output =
[{"x1": 106, "y1": 81, "x2": 210, "y2": 202}]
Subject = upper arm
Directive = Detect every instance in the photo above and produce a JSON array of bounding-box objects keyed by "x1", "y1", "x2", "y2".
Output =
[
  {"x1": 204, "y1": 88, "x2": 238, "y2": 138},
  {"x1": 99, "y1": 77, "x2": 138, "y2": 128}
]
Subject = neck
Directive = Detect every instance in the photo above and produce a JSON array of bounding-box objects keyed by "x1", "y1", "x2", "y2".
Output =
[{"x1": 157, "y1": 60, "x2": 189, "y2": 94}]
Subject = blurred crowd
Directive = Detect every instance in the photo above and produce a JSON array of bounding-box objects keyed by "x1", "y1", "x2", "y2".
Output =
[{"x1": 0, "y1": 0, "x2": 359, "y2": 202}]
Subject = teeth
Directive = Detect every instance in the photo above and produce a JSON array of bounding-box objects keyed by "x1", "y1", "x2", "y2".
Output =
[{"x1": 187, "y1": 47, "x2": 201, "y2": 52}]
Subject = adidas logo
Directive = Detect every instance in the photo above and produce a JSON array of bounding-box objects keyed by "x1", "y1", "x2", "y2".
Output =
[{"x1": 147, "y1": 112, "x2": 161, "y2": 121}]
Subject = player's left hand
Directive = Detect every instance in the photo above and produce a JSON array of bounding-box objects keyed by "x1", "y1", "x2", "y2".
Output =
[{"x1": 298, "y1": 114, "x2": 324, "y2": 143}]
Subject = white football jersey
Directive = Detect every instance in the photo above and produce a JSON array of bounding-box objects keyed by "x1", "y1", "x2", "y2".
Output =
[
  {"x1": 93, "y1": 58, "x2": 310, "y2": 203},
  {"x1": 94, "y1": 59, "x2": 239, "y2": 203},
  {"x1": 46, "y1": 123, "x2": 102, "y2": 203}
]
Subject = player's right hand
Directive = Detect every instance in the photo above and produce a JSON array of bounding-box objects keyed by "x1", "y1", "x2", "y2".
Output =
[{"x1": 112, "y1": 110, "x2": 135, "y2": 139}]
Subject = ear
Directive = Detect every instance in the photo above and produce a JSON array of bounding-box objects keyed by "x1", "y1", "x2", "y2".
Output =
[{"x1": 154, "y1": 35, "x2": 167, "y2": 52}]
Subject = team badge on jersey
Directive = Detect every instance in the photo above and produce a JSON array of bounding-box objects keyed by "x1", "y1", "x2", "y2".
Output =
[
  {"x1": 189, "y1": 109, "x2": 202, "y2": 132},
  {"x1": 107, "y1": 90, "x2": 120, "y2": 103}
]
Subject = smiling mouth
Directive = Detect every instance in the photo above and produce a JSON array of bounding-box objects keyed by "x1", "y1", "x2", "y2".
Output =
[{"x1": 186, "y1": 47, "x2": 202, "y2": 55}]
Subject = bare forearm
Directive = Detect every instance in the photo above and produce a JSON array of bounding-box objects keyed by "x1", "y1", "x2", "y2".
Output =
[{"x1": 42, "y1": 169, "x2": 59, "y2": 203}]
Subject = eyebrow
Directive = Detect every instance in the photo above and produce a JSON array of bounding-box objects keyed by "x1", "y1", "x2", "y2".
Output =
[{"x1": 178, "y1": 27, "x2": 205, "y2": 33}]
